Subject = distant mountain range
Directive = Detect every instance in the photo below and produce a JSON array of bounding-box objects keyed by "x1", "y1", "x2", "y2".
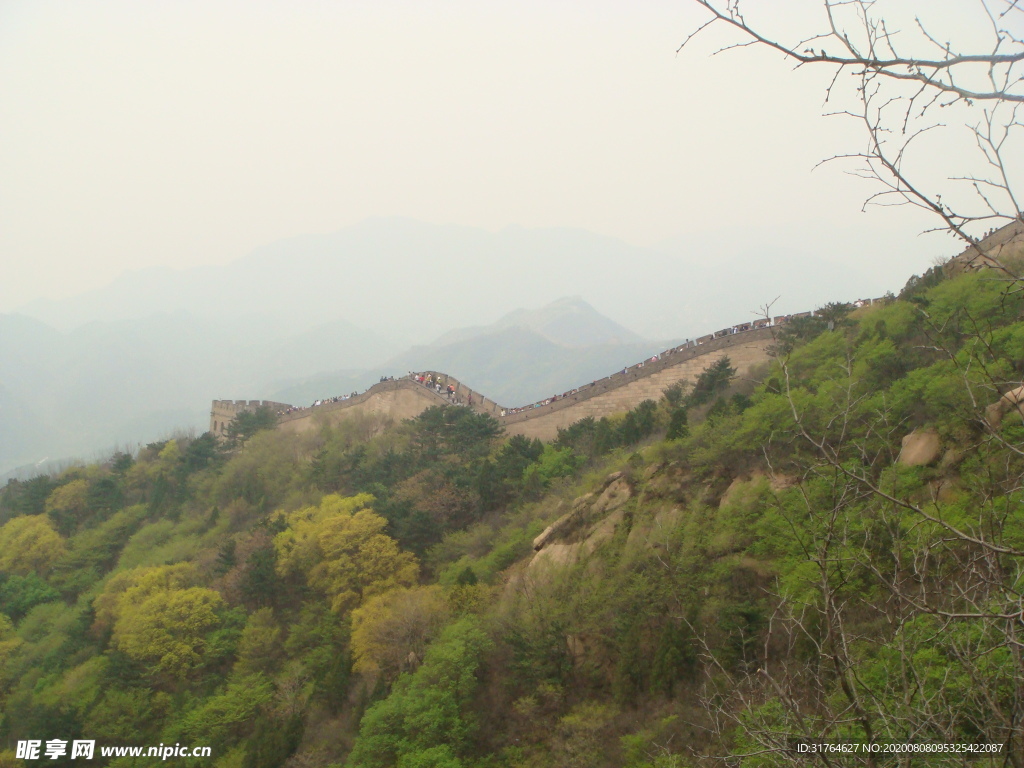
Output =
[
  {"x1": 4, "y1": 216, "x2": 931, "y2": 478},
  {"x1": 268, "y1": 297, "x2": 674, "y2": 408},
  {"x1": 430, "y1": 296, "x2": 645, "y2": 348},
  {"x1": 16, "y1": 217, "x2": 906, "y2": 342}
]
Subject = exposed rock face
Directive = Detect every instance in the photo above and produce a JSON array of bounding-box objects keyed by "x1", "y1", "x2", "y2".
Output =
[
  {"x1": 532, "y1": 496, "x2": 590, "y2": 551},
  {"x1": 528, "y1": 472, "x2": 633, "y2": 571},
  {"x1": 591, "y1": 473, "x2": 630, "y2": 516},
  {"x1": 582, "y1": 507, "x2": 626, "y2": 555},
  {"x1": 986, "y1": 385, "x2": 1024, "y2": 427},
  {"x1": 529, "y1": 542, "x2": 583, "y2": 571},
  {"x1": 625, "y1": 505, "x2": 682, "y2": 553},
  {"x1": 528, "y1": 467, "x2": 803, "y2": 573},
  {"x1": 719, "y1": 475, "x2": 752, "y2": 509},
  {"x1": 899, "y1": 428, "x2": 941, "y2": 466}
]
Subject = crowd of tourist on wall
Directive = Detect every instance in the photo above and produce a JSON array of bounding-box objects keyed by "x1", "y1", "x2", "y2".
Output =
[
  {"x1": 276, "y1": 395, "x2": 357, "y2": 417},
  {"x1": 277, "y1": 299, "x2": 886, "y2": 420},
  {"x1": 274, "y1": 377, "x2": 401, "y2": 417},
  {"x1": 412, "y1": 373, "x2": 470, "y2": 405}
]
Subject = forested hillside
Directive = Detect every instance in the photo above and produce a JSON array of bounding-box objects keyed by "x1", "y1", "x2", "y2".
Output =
[{"x1": 1, "y1": 266, "x2": 1021, "y2": 767}]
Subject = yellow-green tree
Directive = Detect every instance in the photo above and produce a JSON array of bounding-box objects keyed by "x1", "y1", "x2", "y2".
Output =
[
  {"x1": 93, "y1": 563, "x2": 222, "y2": 679},
  {"x1": 124, "y1": 439, "x2": 181, "y2": 491},
  {"x1": 0, "y1": 615, "x2": 23, "y2": 683},
  {"x1": 44, "y1": 478, "x2": 89, "y2": 532},
  {"x1": 274, "y1": 494, "x2": 418, "y2": 614},
  {"x1": 350, "y1": 586, "x2": 449, "y2": 678},
  {"x1": 93, "y1": 562, "x2": 198, "y2": 632},
  {"x1": 111, "y1": 586, "x2": 223, "y2": 679},
  {"x1": 0, "y1": 515, "x2": 65, "y2": 575},
  {"x1": 233, "y1": 607, "x2": 282, "y2": 676}
]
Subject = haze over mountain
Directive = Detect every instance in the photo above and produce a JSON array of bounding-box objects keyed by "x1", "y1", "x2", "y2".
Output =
[
  {"x1": 17, "y1": 217, "x2": 922, "y2": 342},
  {"x1": 428, "y1": 296, "x2": 645, "y2": 348},
  {"x1": 269, "y1": 297, "x2": 671, "y2": 408},
  {"x1": 0, "y1": 289, "x2": 663, "y2": 479},
  {"x1": 3, "y1": 217, "x2": 931, "y2": 479},
  {"x1": 0, "y1": 310, "x2": 398, "y2": 479}
]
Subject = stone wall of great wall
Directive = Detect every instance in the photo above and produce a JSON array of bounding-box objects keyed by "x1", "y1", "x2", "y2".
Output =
[
  {"x1": 948, "y1": 218, "x2": 1024, "y2": 272},
  {"x1": 211, "y1": 300, "x2": 889, "y2": 442},
  {"x1": 500, "y1": 327, "x2": 774, "y2": 440},
  {"x1": 209, "y1": 399, "x2": 294, "y2": 438},
  {"x1": 211, "y1": 219, "x2": 1024, "y2": 442}
]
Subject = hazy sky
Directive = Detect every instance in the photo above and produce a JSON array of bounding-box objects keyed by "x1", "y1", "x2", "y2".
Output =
[{"x1": 0, "y1": 0, "x2": 992, "y2": 313}]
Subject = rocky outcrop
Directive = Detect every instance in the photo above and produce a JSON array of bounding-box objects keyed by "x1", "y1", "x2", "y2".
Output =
[
  {"x1": 624, "y1": 504, "x2": 682, "y2": 553},
  {"x1": 528, "y1": 472, "x2": 633, "y2": 571},
  {"x1": 591, "y1": 472, "x2": 630, "y2": 515},
  {"x1": 532, "y1": 496, "x2": 590, "y2": 551},
  {"x1": 986, "y1": 385, "x2": 1024, "y2": 427},
  {"x1": 899, "y1": 428, "x2": 941, "y2": 466}
]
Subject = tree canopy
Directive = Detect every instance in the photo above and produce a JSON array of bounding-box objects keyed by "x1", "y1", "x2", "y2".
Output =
[{"x1": 274, "y1": 493, "x2": 418, "y2": 613}]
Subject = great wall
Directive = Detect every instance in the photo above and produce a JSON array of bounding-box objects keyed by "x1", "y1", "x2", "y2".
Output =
[
  {"x1": 210, "y1": 303, "x2": 881, "y2": 443},
  {"x1": 209, "y1": 218, "x2": 1024, "y2": 443}
]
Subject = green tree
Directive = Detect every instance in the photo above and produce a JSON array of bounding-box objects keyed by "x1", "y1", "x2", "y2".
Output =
[
  {"x1": 86, "y1": 476, "x2": 123, "y2": 519},
  {"x1": 650, "y1": 621, "x2": 695, "y2": 699},
  {"x1": 44, "y1": 479, "x2": 89, "y2": 535},
  {"x1": 346, "y1": 617, "x2": 491, "y2": 768},
  {"x1": 233, "y1": 608, "x2": 283, "y2": 677},
  {"x1": 50, "y1": 504, "x2": 149, "y2": 595},
  {"x1": 409, "y1": 407, "x2": 502, "y2": 462},
  {"x1": 181, "y1": 432, "x2": 222, "y2": 473},
  {"x1": 0, "y1": 475, "x2": 56, "y2": 522},
  {"x1": 687, "y1": 356, "x2": 736, "y2": 407},
  {"x1": 662, "y1": 382, "x2": 687, "y2": 408},
  {"x1": 225, "y1": 407, "x2": 278, "y2": 447},
  {"x1": 0, "y1": 574, "x2": 59, "y2": 621},
  {"x1": 666, "y1": 406, "x2": 689, "y2": 440},
  {"x1": 214, "y1": 539, "x2": 238, "y2": 576},
  {"x1": 239, "y1": 544, "x2": 280, "y2": 609},
  {"x1": 521, "y1": 445, "x2": 582, "y2": 493},
  {"x1": 619, "y1": 399, "x2": 658, "y2": 444},
  {"x1": 243, "y1": 713, "x2": 304, "y2": 768},
  {"x1": 83, "y1": 687, "x2": 169, "y2": 744},
  {"x1": 110, "y1": 451, "x2": 135, "y2": 474},
  {"x1": 171, "y1": 673, "x2": 274, "y2": 749},
  {"x1": 93, "y1": 562, "x2": 198, "y2": 632}
]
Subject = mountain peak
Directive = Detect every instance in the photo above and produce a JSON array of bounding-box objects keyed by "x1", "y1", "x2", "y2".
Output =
[{"x1": 431, "y1": 296, "x2": 646, "y2": 349}]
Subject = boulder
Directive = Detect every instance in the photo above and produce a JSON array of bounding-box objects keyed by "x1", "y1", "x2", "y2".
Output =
[
  {"x1": 986, "y1": 384, "x2": 1024, "y2": 427},
  {"x1": 898, "y1": 428, "x2": 941, "y2": 467}
]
